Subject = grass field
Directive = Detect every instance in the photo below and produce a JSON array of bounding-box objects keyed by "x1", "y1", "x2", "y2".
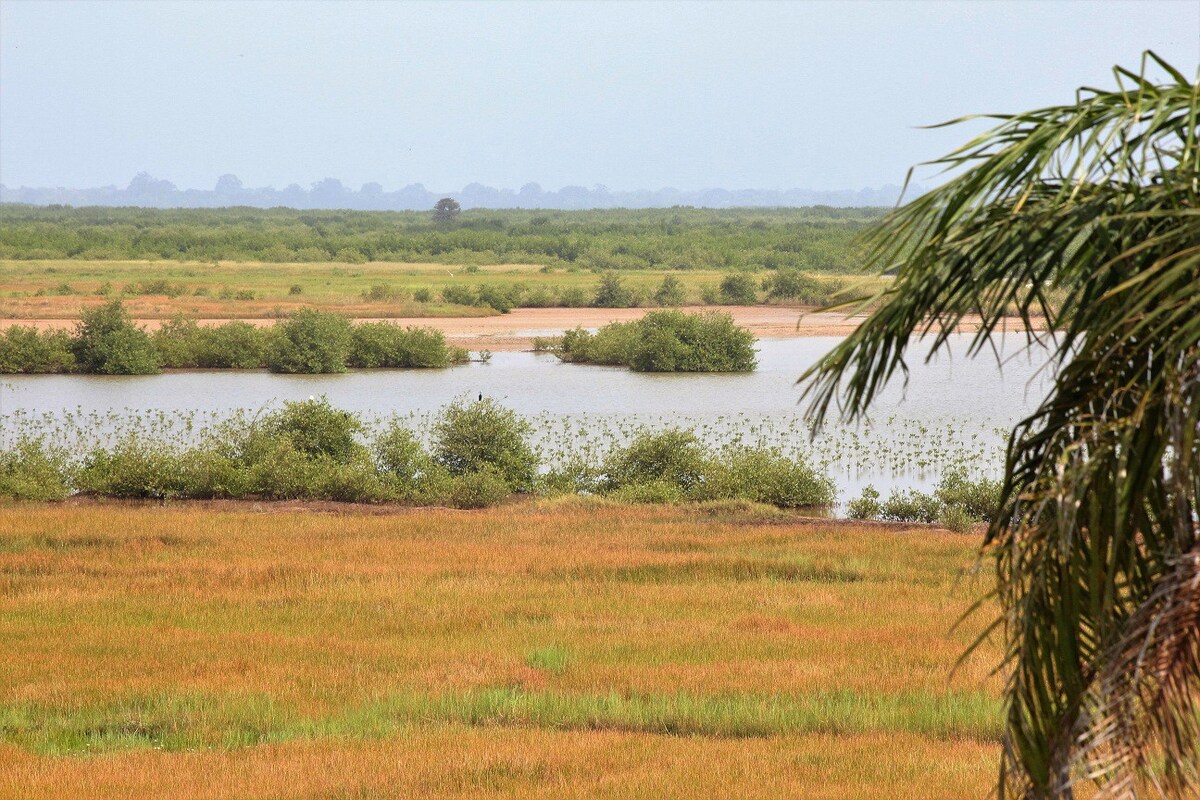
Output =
[
  {"x1": 0, "y1": 260, "x2": 883, "y2": 320},
  {"x1": 0, "y1": 498, "x2": 1031, "y2": 798}
]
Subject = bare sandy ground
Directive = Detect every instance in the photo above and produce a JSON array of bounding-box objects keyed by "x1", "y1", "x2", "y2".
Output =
[{"x1": 0, "y1": 305, "x2": 1038, "y2": 351}]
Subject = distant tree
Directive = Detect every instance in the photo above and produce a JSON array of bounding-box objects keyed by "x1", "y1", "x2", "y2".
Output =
[
  {"x1": 433, "y1": 197, "x2": 461, "y2": 224},
  {"x1": 653, "y1": 274, "x2": 686, "y2": 307},
  {"x1": 593, "y1": 272, "x2": 633, "y2": 308},
  {"x1": 719, "y1": 273, "x2": 758, "y2": 305}
]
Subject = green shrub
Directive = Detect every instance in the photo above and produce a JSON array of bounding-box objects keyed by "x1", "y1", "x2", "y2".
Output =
[
  {"x1": 933, "y1": 469, "x2": 1002, "y2": 522},
  {"x1": 602, "y1": 429, "x2": 711, "y2": 496},
  {"x1": 176, "y1": 448, "x2": 251, "y2": 499},
  {"x1": 653, "y1": 275, "x2": 686, "y2": 306},
  {"x1": 552, "y1": 311, "x2": 756, "y2": 373},
  {"x1": 938, "y1": 504, "x2": 978, "y2": 533},
  {"x1": 0, "y1": 439, "x2": 71, "y2": 500},
  {"x1": 719, "y1": 273, "x2": 758, "y2": 304},
  {"x1": 441, "y1": 285, "x2": 476, "y2": 306},
  {"x1": 763, "y1": 270, "x2": 843, "y2": 304},
  {"x1": 264, "y1": 309, "x2": 352, "y2": 373},
  {"x1": 349, "y1": 323, "x2": 466, "y2": 368},
  {"x1": 432, "y1": 398, "x2": 538, "y2": 491},
  {"x1": 708, "y1": 446, "x2": 835, "y2": 508},
  {"x1": 593, "y1": 272, "x2": 635, "y2": 308},
  {"x1": 447, "y1": 465, "x2": 512, "y2": 508},
  {"x1": 879, "y1": 489, "x2": 942, "y2": 524},
  {"x1": 71, "y1": 300, "x2": 160, "y2": 375},
  {"x1": 413, "y1": 288, "x2": 433, "y2": 303},
  {"x1": 846, "y1": 486, "x2": 882, "y2": 519},
  {"x1": 609, "y1": 480, "x2": 686, "y2": 504},
  {"x1": 194, "y1": 321, "x2": 267, "y2": 368},
  {"x1": 373, "y1": 422, "x2": 445, "y2": 498},
  {"x1": 0, "y1": 326, "x2": 75, "y2": 373},
  {"x1": 262, "y1": 398, "x2": 365, "y2": 463},
  {"x1": 76, "y1": 438, "x2": 184, "y2": 499}
]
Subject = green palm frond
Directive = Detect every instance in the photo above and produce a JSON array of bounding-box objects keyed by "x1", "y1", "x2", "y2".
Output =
[{"x1": 800, "y1": 52, "x2": 1200, "y2": 798}]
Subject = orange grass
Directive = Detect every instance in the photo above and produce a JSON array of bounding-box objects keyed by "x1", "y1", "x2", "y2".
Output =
[{"x1": 0, "y1": 499, "x2": 1013, "y2": 798}]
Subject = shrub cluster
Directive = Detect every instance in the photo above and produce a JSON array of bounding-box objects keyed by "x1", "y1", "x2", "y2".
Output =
[
  {"x1": 846, "y1": 470, "x2": 1002, "y2": 532},
  {"x1": 545, "y1": 429, "x2": 836, "y2": 508},
  {"x1": 549, "y1": 311, "x2": 757, "y2": 372},
  {"x1": 0, "y1": 302, "x2": 469, "y2": 374},
  {"x1": 0, "y1": 402, "x2": 834, "y2": 511}
]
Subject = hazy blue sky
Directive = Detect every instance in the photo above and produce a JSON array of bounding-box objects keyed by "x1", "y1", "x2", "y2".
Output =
[{"x1": 2, "y1": 0, "x2": 1197, "y2": 192}]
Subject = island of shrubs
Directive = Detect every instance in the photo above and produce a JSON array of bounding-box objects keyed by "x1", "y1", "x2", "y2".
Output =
[
  {"x1": 539, "y1": 310, "x2": 757, "y2": 372},
  {"x1": 0, "y1": 301, "x2": 469, "y2": 374},
  {"x1": 0, "y1": 397, "x2": 836, "y2": 510}
]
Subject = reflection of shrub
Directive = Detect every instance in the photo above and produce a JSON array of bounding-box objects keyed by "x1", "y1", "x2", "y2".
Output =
[
  {"x1": 72, "y1": 300, "x2": 159, "y2": 375},
  {"x1": 265, "y1": 309, "x2": 352, "y2": 373},
  {"x1": 553, "y1": 311, "x2": 755, "y2": 373},
  {"x1": 0, "y1": 326, "x2": 75, "y2": 373},
  {"x1": 433, "y1": 398, "x2": 537, "y2": 491}
]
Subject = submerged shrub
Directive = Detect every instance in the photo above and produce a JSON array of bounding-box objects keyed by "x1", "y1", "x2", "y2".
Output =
[
  {"x1": 0, "y1": 326, "x2": 75, "y2": 373},
  {"x1": 265, "y1": 309, "x2": 352, "y2": 373},
  {"x1": 432, "y1": 398, "x2": 538, "y2": 491},
  {"x1": 71, "y1": 300, "x2": 159, "y2": 375}
]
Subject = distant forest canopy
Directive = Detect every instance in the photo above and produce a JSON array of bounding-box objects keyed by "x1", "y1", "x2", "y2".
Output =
[
  {"x1": 0, "y1": 172, "x2": 921, "y2": 210},
  {"x1": 0, "y1": 205, "x2": 883, "y2": 271}
]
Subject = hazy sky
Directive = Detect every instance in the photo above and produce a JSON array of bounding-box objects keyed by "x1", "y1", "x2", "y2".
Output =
[{"x1": 1, "y1": 0, "x2": 1197, "y2": 192}]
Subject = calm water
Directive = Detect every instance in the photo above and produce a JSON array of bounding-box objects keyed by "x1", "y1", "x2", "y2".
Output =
[
  {"x1": 0, "y1": 335, "x2": 1052, "y2": 422},
  {"x1": 0, "y1": 334, "x2": 1056, "y2": 499}
]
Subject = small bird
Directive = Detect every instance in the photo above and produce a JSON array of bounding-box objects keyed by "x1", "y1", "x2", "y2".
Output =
[{"x1": 478, "y1": 392, "x2": 483, "y2": 401}]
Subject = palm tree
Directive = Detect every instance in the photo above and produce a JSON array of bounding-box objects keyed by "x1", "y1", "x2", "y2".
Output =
[{"x1": 800, "y1": 53, "x2": 1198, "y2": 798}]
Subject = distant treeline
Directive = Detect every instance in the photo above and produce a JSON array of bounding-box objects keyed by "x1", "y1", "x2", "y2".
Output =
[
  {"x1": 0, "y1": 172, "x2": 916, "y2": 210},
  {"x1": 0, "y1": 205, "x2": 880, "y2": 272},
  {"x1": 0, "y1": 302, "x2": 469, "y2": 374}
]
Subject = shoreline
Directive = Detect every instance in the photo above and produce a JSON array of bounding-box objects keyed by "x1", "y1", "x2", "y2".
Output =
[{"x1": 0, "y1": 305, "x2": 1042, "y2": 352}]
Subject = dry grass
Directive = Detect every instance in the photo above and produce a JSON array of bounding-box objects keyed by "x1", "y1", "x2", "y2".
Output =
[{"x1": 0, "y1": 499, "x2": 1019, "y2": 798}]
